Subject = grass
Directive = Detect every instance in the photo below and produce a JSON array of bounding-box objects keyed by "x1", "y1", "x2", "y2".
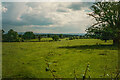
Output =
[
  {"x1": 2, "y1": 39, "x2": 118, "y2": 78},
  {"x1": 24, "y1": 38, "x2": 68, "y2": 42}
]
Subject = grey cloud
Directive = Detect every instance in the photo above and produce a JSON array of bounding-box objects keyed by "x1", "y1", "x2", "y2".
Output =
[
  {"x1": 56, "y1": 8, "x2": 68, "y2": 12},
  {"x1": 2, "y1": 2, "x2": 27, "y2": 26},
  {"x1": 20, "y1": 13, "x2": 54, "y2": 25},
  {"x1": 68, "y1": 2, "x2": 93, "y2": 10},
  {"x1": 2, "y1": 2, "x2": 54, "y2": 27},
  {"x1": 26, "y1": 26, "x2": 83, "y2": 33},
  {"x1": 2, "y1": 2, "x2": 26, "y2": 21},
  {"x1": 26, "y1": 2, "x2": 40, "y2": 8},
  {"x1": 2, "y1": 2, "x2": 94, "y2": 33}
]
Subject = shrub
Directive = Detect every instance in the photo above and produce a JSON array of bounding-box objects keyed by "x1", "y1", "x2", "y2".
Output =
[
  {"x1": 22, "y1": 31, "x2": 35, "y2": 40},
  {"x1": 38, "y1": 35, "x2": 42, "y2": 42},
  {"x1": 73, "y1": 36, "x2": 76, "y2": 39},
  {"x1": 76, "y1": 36, "x2": 79, "y2": 39},
  {"x1": 69, "y1": 37, "x2": 73, "y2": 40},
  {"x1": 52, "y1": 35, "x2": 59, "y2": 41},
  {"x1": 2, "y1": 29, "x2": 20, "y2": 42}
]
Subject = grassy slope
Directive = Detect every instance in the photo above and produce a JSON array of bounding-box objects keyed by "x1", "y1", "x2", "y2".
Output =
[{"x1": 2, "y1": 39, "x2": 118, "y2": 78}]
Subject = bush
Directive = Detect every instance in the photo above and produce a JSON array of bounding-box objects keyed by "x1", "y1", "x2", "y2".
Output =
[
  {"x1": 73, "y1": 36, "x2": 76, "y2": 39},
  {"x1": 38, "y1": 35, "x2": 42, "y2": 42},
  {"x1": 22, "y1": 31, "x2": 35, "y2": 40},
  {"x1": 2, "y1": 29, "x2": 20, "y2": 42},
  {"x1": 52, "y1": 35, "x2": 59, "y2": 41},
  {"x1": 76, "y1": 36, "x2": 79, "y2": 39},
  {"x1": 69, "y1": 37, "x2": 73, "y2": 40},
  {"x1": 59, "y1": 34, "x2": 63, "y2": 39}
]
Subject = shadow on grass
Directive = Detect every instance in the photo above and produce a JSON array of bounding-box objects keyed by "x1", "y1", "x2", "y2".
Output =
[{"x1": 59, "y1": 44, "x2": 118, "y2": 50}]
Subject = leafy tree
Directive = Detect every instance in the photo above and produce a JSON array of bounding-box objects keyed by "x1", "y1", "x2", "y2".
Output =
[
  {"x1": 23, "y1": 31, "x2": 35, "y2": 40},
  {"x1": 0, "y1": 29, "x2": 4, "y2": 41},
  {"x1": 3, "y1": 29, "x2": 20, "y2": 42},
  {"x1": 73, "y1": 36, "x2": 76, "y2": 39},
  {"x1": 59, "y1": 34, "x2": 63, "y2": 39},
  {"x1": 52, "y1": 35, "x2": 59, "y2": 41},
  {"x1": 79, "y1": 35, "x2": 83, "y2": 39},
  {"x1": 69, "y1": 37, "x2": 73, "y2": 40},
  {"x1": 47, "y1": 34, "x2": 51, "y2": 38},
  {"x1": 38, "y1": 35, "x2": 42, "y2": 42},
  {"x1": 86, "y1": 1, "x2": 120, "y2": 45},
  {"x1": 76, "y1": 36, "x2": 79, "y2": 39},
  {"x1": 0, "y1": 29, "x2": 4, "y2": 37},
  {"x1": 18, "y1": 34, "x2": 22, "y2": 38}
]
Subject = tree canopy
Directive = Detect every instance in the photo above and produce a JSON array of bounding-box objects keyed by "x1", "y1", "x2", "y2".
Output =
[
  {"x1": 22, "y1": 31, "x2": 35, "y2": 40},
  {"x1": 3, "y1": 29, "x2": 20, "y2": 42},
  {"x1": 38, "y1": 35, "x2": 42, "y2": 42},
  {"x1": 52, "y1": 35, "x2": 59, "y2": 41},
  {"x1": 86, "y1": 1, "x2": 120, "y2": 45}
]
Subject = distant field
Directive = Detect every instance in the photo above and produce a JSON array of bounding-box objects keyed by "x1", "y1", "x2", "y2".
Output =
[
  {"x1": 24, "y1": 38, "x2": 68, "y2": 42},
  {"x1": 2, "y1": 39, "x2": 118, "y2": 78}
]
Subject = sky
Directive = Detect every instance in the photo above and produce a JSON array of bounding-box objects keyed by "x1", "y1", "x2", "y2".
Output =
[{"x1": 2, "y1": 2, "x2": 95, "y2": 33}]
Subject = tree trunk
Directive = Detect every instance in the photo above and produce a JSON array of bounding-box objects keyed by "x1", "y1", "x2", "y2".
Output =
[
  {"x1": 105, "y1": 40, "x2": 107, "y2": 42},
  {"x1": 113, "y1": 39, "x2": 119, "y2": 46}
]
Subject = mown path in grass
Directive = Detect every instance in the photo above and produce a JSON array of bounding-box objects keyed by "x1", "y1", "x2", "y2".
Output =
[{"x1": 2, "y1": 39, "x2": 118, "y2": 78}]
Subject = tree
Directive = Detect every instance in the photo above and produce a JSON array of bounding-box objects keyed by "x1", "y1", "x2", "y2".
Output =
[
  {"x1": 52, "y1": 35, "x2": 59, "y2": 41},
  {"x1": 76, "y1": 36, "x2": 79, "y2": 39},
  {"x1": 2, "y1": 29, "x2": 5, "y2": 35},
  {"x1": 69, "y1": 37, "x2": 73, "y2": 40},
  {"x1": 22, "y1": 31, "x2": 35, "y2": 40},
  {"x1": 0, "y1": 29, "x2": 4, "y2": 41},
  {"x1": 1, "y1": 29, "x2": 4, "y2": 38},
  {"x1": 59, "y1": 34, "x2": 63, "y2": 39},
  {"x1": 86, "y1": 1, "x2": 120, "y2": 45},
  {"x1": 3, "y1": 29, "x2": 20, "y2": 42},
  {"x1": 73, "y1": 36, "x2": 76, "y2": 39},
  {"x1": 47, "y1": 34, "x2": 51, "y2": 38},
  {"x1": 38, "y1": 35, "x2": 42, "y2": 42}
]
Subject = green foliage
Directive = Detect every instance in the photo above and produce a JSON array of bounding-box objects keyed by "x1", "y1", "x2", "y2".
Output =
[
  {"x1": 59, "y1": 34, "x2": 63, "y2": 39},
  {"x1": 52, "y1": 35, "x2": 59, "y2": 41},
  {"x1": 75, "y1": 36, "x2": 79, "y2": 39},
  {"x1": 86, "y1": 26, "x2": 113, "y2": 40},
  {"x1": 47, "y1": 34, "x2": 51, "y2": 38},
  {"x1": 73, "y1": 36, "x2": 76, "y2": 39},
  {"x1": 86, "y1": 2, "x2": 120, "y2": 44},
  {"x1": 22, "y1": 31, "x2": 35, "y2": 40},
  {"x1": 69, "y1": 36, "x2": 79, "y2": 40},
  {"x1": 69, "y1": 37, "x2": 73, "y2": 40},
  {"x1": 2, "y1": 29, "x2": 20, "y2": 42},
  {"x1": 38, "y1": 35, "x2": 42, "y2": 42}
]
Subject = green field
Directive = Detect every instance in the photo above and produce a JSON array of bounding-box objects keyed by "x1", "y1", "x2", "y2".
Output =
[{"x1": 2, "y1": 39, "x2": 118, "y2": 78}]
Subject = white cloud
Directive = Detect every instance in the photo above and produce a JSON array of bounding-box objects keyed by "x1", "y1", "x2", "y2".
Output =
[{"x1": 2, "y1": 2, "x2": 95, "y2": 33}]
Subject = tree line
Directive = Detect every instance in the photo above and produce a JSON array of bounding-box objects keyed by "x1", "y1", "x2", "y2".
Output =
[
  {"x1": 1, "y1": 29, "x2": 87, "y2": 42},
  {"x1": 2, "y1": 29, "x2": 35, "y2": 42}
]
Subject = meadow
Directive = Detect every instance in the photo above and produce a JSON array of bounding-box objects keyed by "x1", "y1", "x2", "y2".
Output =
[{"x1": 2, "y1": 39, "x2": 118, "y2": 78}]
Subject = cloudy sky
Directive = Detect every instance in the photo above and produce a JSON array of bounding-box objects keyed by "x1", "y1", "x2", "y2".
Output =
[{"x1": 2, "y1": 2, "x2": 95, "y2": 33}]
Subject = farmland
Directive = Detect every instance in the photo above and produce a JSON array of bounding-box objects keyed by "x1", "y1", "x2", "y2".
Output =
[{"x1": 2, "y1": 39, "x2": 118, "y2": 78}]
